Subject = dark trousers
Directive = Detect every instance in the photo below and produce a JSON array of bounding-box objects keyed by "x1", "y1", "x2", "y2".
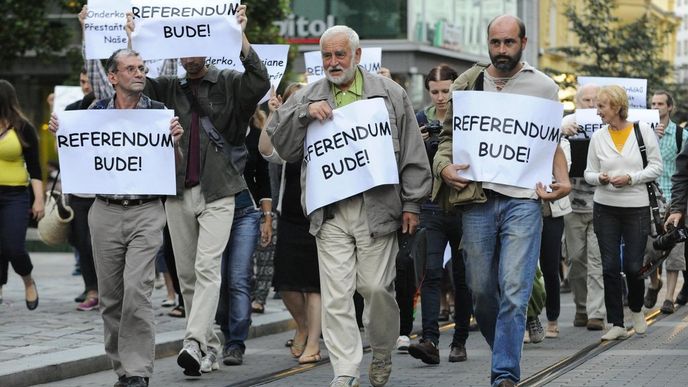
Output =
[
  {"x1": 593, "y1": 203, "x2": 649, "y2": 326},
  {"x1": 540, "y1": 216, "x2": 565, "y2": 321},
  {"x1": 420, "y1": 207, "x2": 471, "y2": 345},
  {"x1": 68, "y1": 195, "x2": 97, "y2": 292},
  {"x1": 0, "y1": 187, "x2": 33, "y2": 285},
  {"x1": 396, "y1": 231, "x2": 416, "y2": 336},
  {"x1": 161, "y1": 224, "x2": 183, "y2": 307}
]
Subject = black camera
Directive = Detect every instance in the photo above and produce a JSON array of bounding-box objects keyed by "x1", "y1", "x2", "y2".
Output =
[
  {"x1": 653, "y1": 225, "x2": 688, "y2": 251},
  {"x1": 424, "y1": 120, "x2": 442, "y2": 135}
]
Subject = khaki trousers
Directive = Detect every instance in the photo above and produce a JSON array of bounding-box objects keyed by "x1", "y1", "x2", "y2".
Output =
[
  {"x1": 564, "y1": 212, "x2": 606, "y2": 319},
  {"x1": 89, "y1": 199, "x2": 165, "y2": 378},
  {"x1": 166, "y1": 186, "x2": 235, "y2": 354},
  {"x1": 316, "y1": 195, "x2": 399, "y2": 378}
]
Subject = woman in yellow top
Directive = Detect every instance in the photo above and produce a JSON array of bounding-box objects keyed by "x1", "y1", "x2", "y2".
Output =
[
  {"x1": 584, "y1": 85, "x2": 663, "y2": 340},
  {"x1": 0, "y1": 79, "x2": 44, "y2": 309}
]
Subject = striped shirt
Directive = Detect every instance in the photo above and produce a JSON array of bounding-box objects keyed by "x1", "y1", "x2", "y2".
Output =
[{"x1": 657, "y1": 121, "x2": 687, "y2": 202}]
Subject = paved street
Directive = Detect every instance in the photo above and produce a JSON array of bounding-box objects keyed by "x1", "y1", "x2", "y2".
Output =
[{"x1": 2, "y1": 251, "x2": 687, "y2": 386}]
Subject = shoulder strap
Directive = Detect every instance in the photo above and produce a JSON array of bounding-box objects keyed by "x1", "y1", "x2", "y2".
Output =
[
  {"x1": 676, "y1": 125, "x2": 683, "y2": 154},
  {"x1": 633, "y1": 121, "x2": 648, "y2": 168},
  {"x1": 474, "y1": 72, "x2": 485, "y2": 91}
]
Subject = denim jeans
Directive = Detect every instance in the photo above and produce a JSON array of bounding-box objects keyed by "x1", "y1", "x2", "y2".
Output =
[
  {"x1": 0, "y1": 187, "x2": 33, "y2": 285},
  {"x1": 593, "y1": 203, "x2": 649, "y2": 326},
  {"x1": 461, "y1": 193, "x2": 541, "y2": 386},
  {"x1": 218, "y1": 206, "x2": 260, "y2": 351},
  {"x1": 419, "y1": 206, "x2": 471, "y2": 346}
]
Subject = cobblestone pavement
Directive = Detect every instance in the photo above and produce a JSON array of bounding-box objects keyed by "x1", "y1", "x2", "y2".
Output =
[{"x1": 15, "y1": 251, "x2": 685, "y2": 387}]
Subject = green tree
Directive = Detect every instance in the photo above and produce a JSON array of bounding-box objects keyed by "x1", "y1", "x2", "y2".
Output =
[
  {"x1": 1, "y1": 0, "x2": 85, "y2": 66},
  {"x1": 558, "y1": 0, "x2": 675, "y2": 91}
]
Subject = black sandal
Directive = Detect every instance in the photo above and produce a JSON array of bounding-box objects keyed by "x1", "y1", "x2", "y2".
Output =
[{"x1": 168, "y1": 305, "x2": 185, "y2": 318}]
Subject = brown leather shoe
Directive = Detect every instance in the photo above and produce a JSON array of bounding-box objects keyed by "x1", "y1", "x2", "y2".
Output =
[
  {"x1": 448, "y1": 343, "x2": 467, "y2": 362},
  {"x1": 408, "y1": 339, "x2": 439, "y2": 365},
  {"x1": 573, "y1": 312, "x2": 588, "y2": 327},
  {"x1": 586, "y1": 318, "x2": 604, "y2": 331}
]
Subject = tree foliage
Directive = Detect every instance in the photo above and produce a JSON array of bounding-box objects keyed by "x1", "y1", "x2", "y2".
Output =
[
  {"x1": 1, "y1": 0, "x2": 85, "y2": 66},
  {"x1": 558, "y1": 0, "x2": 674, "y2": 91}
]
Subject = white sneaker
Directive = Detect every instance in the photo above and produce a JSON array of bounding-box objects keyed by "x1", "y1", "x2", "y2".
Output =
[
  {"x1": 395, "y1": 335, "x2": 410, "y2": 352},
  {"x1": 200, "y1": 348, "x2": 219, "y2": 373},
  {"x1": 177, "y1": 340, "x2": 202, "y2": 376},
  {"x1": 601, "y1": 326, "x2": 628, "y2": 341},
  {"x1": 631, "y1": 312, "x2": 647, "y2": 334}
]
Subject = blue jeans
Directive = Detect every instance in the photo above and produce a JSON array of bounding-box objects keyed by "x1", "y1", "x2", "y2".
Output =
[
  {"x1": 593, "y1": 203, "x2": 648, "y2": 326},
  {"x1": 218, "y1": 206, "x2": 260, "y2": 351},
  {"x1": 0, "y1": 187, "x2": 33, "y2": 285},
  {"x1": 461, "y1": 192, "x2": 541, "y2": 386}
]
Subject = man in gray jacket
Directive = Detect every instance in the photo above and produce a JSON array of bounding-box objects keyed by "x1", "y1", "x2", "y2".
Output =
[{"x1": 267, "y1": 25, "x2": 431, "y2": 387}]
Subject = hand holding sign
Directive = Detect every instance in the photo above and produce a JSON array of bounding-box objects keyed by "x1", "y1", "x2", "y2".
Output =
[
  {"x1": 440, "y1": 163, "x2": 472, "y2": 191},
  {"x1": 267, "y1": 86, "x2": 283, "y2": 112},
  {"x1": 308, "y1": 101, "x2": 333, "y2": 122},
  {"x1": 656, "y1": 122, "x2": 665, "y2": 138}
]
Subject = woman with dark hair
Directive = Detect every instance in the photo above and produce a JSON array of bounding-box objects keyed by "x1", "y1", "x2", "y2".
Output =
[
  {"x1": 407, "y1": 64, "x2": 472, "y2": 365},
  {"x1": 0, "y1": 79, "x2": 43, "y2": 309}
]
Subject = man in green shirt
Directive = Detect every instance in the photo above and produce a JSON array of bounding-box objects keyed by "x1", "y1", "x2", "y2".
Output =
[{"x1": 268, "y1": 25, "x2": 431, "y2": 387}]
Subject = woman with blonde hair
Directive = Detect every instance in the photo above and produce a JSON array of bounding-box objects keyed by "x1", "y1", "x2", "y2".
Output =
[
  {"x1": 0, "y1": 79, "x2": 43, "y2": 309},
  {"x1": 584, "y1": 85, "x2": 662, "y2": 340}
]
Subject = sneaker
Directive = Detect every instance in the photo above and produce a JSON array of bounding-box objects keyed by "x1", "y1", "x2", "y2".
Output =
[
  {"x1": 395, "y1": 335, "x2": 410, "y2": 352},
  {"x1": 124, "y1": 376, "x2": 149, "y2": 387},
  {"x1": 114, "y1": 375, "x2": 127, "y2": 387},
  {"x1": 368, "y1": 351, "x2": 392, "y2": 387},
  {"x1": 407, "y1": 339, "x2": 439, "y2": 365},
  {"x1": 631, "y1": 311, "x2": 647, "y2": 334},
  {"x1": 222, "y1": 346, "x2": 243, "y2": 366},
  {"x1": 601, "y1": 326, "x2": 628, "y2": 341},
  {"x1": 77, "y1": 297, "x2": 99, "y2": 311},
  {"x1": 545, "y1": 321, "x2": 559, "y2": 338},
  {"x1": 177, "y1": 340, "x2": 202, "y2": 376},
  {"x1": 644, "y1": 279, "x2": 663, "y2": 309},
  {"x1": 330, "y1": 376, "x2": 360, "y2": 387},
  {"x1": 527, "y1": 317, "x2": 545, "y2": 343},
  {"x1": 573, "y1": 312, "x2": 588, "y2": 327},
  {"x1": 586, "y1": 318, "x2": 605, "y2": 331},
  {"x1": 200, "y1": 348, "x2": 219, "y2": 373},
  {"x1": 661, "y1": 299, "x2": 675, "y2": 314},
  {"x1": 448, "y1": 343, "x2": 467, "y2": 362}
]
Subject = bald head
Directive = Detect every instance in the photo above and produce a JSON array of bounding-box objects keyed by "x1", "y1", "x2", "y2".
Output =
[
  {"x1": 575, "y1": 84, "x2": 599, "y2": 109},
  {"x1": 487, "y1": 15, "x2": 526, "y2": 39}
]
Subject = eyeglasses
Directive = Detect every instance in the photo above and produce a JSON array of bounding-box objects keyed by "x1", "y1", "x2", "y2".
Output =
[{"x1": 115, "y1": 65, "x2": 148, "y2": 75}]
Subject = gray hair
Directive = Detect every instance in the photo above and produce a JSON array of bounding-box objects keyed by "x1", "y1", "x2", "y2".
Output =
[
  {"x1": 106, "y1": 48, "x2": 141, "y2": 73},
  {"x1": 320, "y1": 25, "x2": 360, "y2": 55}
]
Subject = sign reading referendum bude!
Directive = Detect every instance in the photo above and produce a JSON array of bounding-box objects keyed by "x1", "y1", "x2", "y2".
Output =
[
  {"x1": 55, "y1": 109, "x2": 176, "y2": 195},
  {"x1": 578, "y1": 76, "x2": 647, "y2": 109},
  {"x1": 452, "y1": 91, "x2": 563, "y2": 189},
  {"x1": 572, "y1": 108, "x2": 660, "y2": 139},
  {"x1": 84, "y1": 0, "x2": 131, "y2": 59},
  {"x1": 304, "y1": 47, "x2": 382, "y2": 83},
  {"x1": 131, "y1": 0, "x2": 242, "y2": 60},
  {"x1": 304, "y1": 98, "x2": 398, "y2": 214}
]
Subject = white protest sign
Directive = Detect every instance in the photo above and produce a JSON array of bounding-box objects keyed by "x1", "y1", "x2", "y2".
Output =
[
  {"x1": 204, "y1": 44, "x2": 289, "y2": 104},
  {"x1": 143, "y1": 59, "x2": 186, "y2": 79},
  {"x1": 131, "y1": 0, "x2": 242, "y2": 60},
  {"x1": 452, "y1": 91, "x2": 563, "y2": 189},
  {"x1": 578, "y1": 76, "x2": 647, "y2": 108},
  {"x1": 305, "y1": 47, "x2": 382, "y2": 83},
  {"x1": 53, "y1": 86, "x2": 84, "y2": 112},
  {"x1": 84, "y1": 0, "x2": 130, "y2": 59},
  {"x1": 55, "y1": 109, "x2": 176, "y2": 195},
  {"x1": 304, "y1": 98, "x2": 398, "y2": 214},
  {"x1": 573, "y1": 108, "x2": 661, "y2": 139}
]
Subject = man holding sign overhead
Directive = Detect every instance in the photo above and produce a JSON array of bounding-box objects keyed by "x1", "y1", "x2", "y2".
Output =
[
  {"x1": 268, "y1": 25, "x2": 430, "y2": 387},
  {"x1": 49, "y1": 48, "x2": 183, "y2": 387},
  {"x1": 127, "y1": 2, "x2": 270, "y2": 377},
  {"x1": 433, "y1": 15, "x2": 570, "y2": 387}
]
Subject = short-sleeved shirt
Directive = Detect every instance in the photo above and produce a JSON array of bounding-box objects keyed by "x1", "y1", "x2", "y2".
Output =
[{"x1": 657, "y1": 120, "x2": 687, "y2": 202}]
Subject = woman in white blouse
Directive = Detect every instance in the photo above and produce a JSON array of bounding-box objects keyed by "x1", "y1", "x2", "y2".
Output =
[{"x1": 584, "y1": 85, "x2": 662, "y2": 341}]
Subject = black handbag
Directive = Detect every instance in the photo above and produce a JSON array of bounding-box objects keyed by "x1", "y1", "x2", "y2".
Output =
[{"x1": 633, "y1": 122, "x2": 665, "y2": 237}]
